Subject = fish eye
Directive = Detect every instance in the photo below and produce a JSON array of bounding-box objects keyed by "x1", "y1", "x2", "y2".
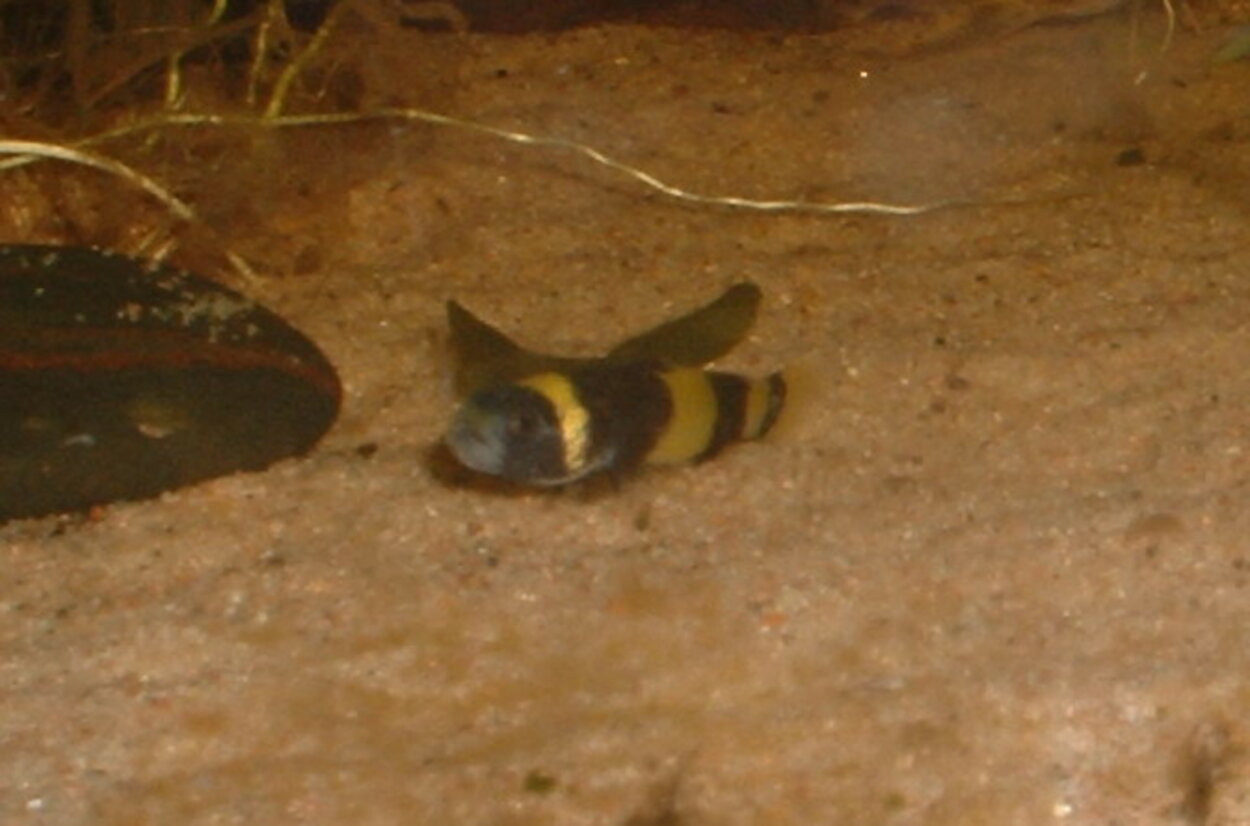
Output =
[{"x1": 508, "y1": 409, "x2": 540, "y2": 438}]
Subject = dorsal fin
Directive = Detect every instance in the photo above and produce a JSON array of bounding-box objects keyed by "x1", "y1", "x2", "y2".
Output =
[{"x1": 606, "y1": 282, "x2": 761, "y2": 368}]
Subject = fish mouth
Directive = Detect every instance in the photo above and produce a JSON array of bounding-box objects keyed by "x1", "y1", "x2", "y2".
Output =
[{"x1": 444, "y1": 405, "x2": 507, "y2": 476}]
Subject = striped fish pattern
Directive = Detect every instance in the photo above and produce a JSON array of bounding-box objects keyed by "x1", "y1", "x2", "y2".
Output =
[{"x1": 444, "y1": 283, "x2": 786, "y2": 486}]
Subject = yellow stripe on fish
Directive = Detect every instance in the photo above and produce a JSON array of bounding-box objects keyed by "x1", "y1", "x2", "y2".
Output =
[
  {"x1": 516, "y1": 371, "x2": 591, "y2": 476},
  {"x1": 645, "y1": 368, "x2": 719, "y2": 465}
]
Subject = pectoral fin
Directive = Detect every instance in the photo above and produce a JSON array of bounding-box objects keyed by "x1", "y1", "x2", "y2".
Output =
[
  {"x1": 447, "y1": 299, "x2": 582, "y2": 395},
  {"x1": 448, "y1": 281, "x2": 761, "y2": 396},
  {"x1": 606, "y1": 282, "x2": 761, "y2": 368}
]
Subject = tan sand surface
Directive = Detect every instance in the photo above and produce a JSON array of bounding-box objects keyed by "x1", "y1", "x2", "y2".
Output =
[{"x1": 4, "y1": 4, "x2": 1250, "y2": 823}]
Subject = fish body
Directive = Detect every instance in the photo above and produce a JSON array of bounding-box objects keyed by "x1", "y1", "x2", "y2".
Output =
[{"x1": 444, "y1": 283, "x2": 786, "y2": 486}]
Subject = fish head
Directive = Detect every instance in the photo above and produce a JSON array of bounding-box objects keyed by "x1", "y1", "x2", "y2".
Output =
[{"x1": 446, "y1": 383, "x2": 572, "y2": 484}]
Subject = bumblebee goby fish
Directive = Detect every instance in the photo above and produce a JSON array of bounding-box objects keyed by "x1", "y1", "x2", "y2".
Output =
[{"x1": 444, "y1": 283, "x2": 787, "y2": 486}]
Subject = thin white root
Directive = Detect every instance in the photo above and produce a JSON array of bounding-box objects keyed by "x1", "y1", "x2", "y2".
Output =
[
  {"x1": 79, "y1": 107, "x2": 976, "y2": 217},
  {"x1": 0, "y1": 139, "x2": 195, "y2": 221}
]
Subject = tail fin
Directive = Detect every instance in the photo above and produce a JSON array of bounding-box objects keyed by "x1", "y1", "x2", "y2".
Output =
[
  {"x1": 757, "y1": 360, "x2": 824, "y2": 445},
  {"x1": 750, "y1": 372, "x2": 787, "y2": 439}
]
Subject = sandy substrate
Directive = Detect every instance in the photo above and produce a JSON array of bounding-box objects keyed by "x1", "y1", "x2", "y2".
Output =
[{"x1": 4, "y1": 5, "x2": 1250, "y2": 824}]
